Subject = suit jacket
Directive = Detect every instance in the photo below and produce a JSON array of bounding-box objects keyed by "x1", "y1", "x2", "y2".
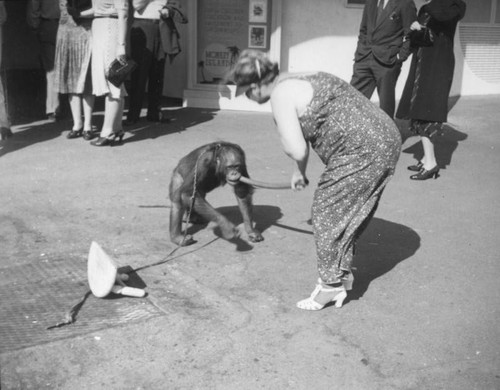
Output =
[{"x1": 354, "y1": 0, "x2": 416, "y2": 66}]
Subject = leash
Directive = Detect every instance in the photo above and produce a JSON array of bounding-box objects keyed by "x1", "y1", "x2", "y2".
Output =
[{"x1": 239, "y1": 176, "x2": 291, "y2": 190}]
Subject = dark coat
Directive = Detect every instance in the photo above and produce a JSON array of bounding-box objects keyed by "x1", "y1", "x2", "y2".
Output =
[
  {"x1": 159, "y1": 5, "x2": 188, "y2": 62},
  {"x1": 354, "y1": 0, "x2": 417, "y2": 65},
  {"x1": 396, "y1": 0, "x2": 466, "y2": 123}
]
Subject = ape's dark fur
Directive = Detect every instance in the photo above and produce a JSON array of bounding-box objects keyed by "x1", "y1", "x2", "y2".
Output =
[{"x1": 168, "y1": 142, "x2": 264, "y2": 246}]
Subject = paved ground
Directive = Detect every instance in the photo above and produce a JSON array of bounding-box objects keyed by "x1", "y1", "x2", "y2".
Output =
[{"x1": 1, "y1": 95, "x2": 499, "y2": 390}]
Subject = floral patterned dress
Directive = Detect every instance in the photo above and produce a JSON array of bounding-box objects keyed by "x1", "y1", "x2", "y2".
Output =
[
  {"x1": 292, "y1": 72, "x2": 401, "y2": 283},
  {"x1": 54, "y1": 0, "x2": 93, "y2": 94}
]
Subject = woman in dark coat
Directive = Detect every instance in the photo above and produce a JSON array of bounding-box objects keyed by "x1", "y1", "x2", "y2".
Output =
[{"x1": 396, "y1": 0, "x2": 466, "y2": 180}]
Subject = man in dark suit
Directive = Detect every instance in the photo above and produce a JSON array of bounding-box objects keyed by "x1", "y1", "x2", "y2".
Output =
[
  {"x1": 351, "y1": 0, "x2": 417, "y2": 118},
  {"x1": 126, "y1": 0, "x2": 187, "y2": 125}
]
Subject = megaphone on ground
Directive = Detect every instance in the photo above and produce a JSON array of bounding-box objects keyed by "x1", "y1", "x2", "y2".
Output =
[{"x1": 87, "y1": 241, "x2": 145, "y2": 298}]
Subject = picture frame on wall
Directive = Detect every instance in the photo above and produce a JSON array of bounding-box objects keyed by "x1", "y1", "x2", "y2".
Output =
[
  {"x1": 248, "y1": 25, "x2": 267, "y2": 49},
  {"x1": 249, "y1": 0, "x2": 268, "y2": 23}
]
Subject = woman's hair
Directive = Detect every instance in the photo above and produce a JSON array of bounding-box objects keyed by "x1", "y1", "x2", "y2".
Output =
[{"x1": 230, "y1": 49, "x2": 279, "y2": 86}]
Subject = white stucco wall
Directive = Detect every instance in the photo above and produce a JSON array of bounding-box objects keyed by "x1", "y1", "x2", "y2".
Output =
[
  {"x1": 183, "y1": 0, "x2": 500, "y2": 110},
  {"x1": 280, "y1": 0, "x2": 500, "y2": 99}
]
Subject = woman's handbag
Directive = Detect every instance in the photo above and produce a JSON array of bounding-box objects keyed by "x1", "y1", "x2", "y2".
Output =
[
  {"x1": 106, "y1": 58, "x2": 137, "y2": 88},
  {"x1": 408, "y1": 13, "x2": 434, "y2": 47}
]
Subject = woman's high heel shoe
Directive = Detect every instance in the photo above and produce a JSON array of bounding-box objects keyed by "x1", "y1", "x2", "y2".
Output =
[
  {"x1": 113, "y1": 130, "x2": 125, "y2": 143},
  {"x1": 90, "y1": 136, "x2": 114, "y2": 146},
  {"x1": 90, "y1": 131, "x2": 125, "y2": 146},
  {"x1": 410, "y1": 165, "x2": 440, "y2": 180},
  {"x1": 82, "y1": 130, "x2": 94, "y2": 141},
  {"x1": 407, "y1": 161, "x2": 423, "y2": 172},
  {"x1": 67, "y1": 129, "x2": 83, "y2": 139},
  {"x1": 296, "y1": 282, "x2": 348, "y2": 311},
  {"x1": 0, "y1": 127, "x2": 13, "y2": 140}
]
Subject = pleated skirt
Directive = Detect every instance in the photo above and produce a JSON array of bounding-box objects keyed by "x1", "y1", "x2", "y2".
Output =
[{"x1": 54, "y1": 19, "x2": 92, "y2": 94}]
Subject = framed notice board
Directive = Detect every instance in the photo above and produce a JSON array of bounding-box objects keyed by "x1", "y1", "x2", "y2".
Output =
[{"x1": 196, "y1": 0, "x2": 272, "y2": 84}]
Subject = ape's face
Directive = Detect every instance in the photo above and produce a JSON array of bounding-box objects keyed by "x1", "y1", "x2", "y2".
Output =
[{"x1": 218, "y1": 149, "x2": 244, "y2": 186}]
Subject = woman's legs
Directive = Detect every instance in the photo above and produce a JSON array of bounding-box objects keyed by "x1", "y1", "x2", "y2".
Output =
[
  {"x1": 112, "y1": 97, "x2": 124, "y2": 133},
  {"x1": 82, "y1": 94, "x2": 95, "y2": 132},
  {"x1": 420, "y1": 136, "x2": 437, "y2": 170},
  {"x1": 69, "y1": 94, "x2": 83, "y2": 130},
  {"x1": 100, "y1": 95, "x2": 122, "y2": 138}
]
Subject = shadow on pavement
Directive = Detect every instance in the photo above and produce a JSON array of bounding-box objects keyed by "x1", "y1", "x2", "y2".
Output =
[
  {"x1": 183, "y1": 205, "x2": 284, "y2": 252},
  {"x1": 1, "y1": 107, "x2": 218, "y2": 157},
  {"x1": 0, "y1": 119, "x2": 67, "y2": 158},
  {"x1": 0, "y1": 113, "x2": 105, "y2": 158},
  {"x1": 348, "y1": 217, "x2": 420, "y2": 301},
  {"x1": 123, "y1": 108, "x2": 219, "y2": 144}
]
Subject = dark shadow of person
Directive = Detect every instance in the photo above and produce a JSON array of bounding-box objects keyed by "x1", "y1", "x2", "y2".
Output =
[
  {"x1": 122, "y1": 107, "x2": 219, "y2": 144},
  {"x1": 347, "y1": 217, "x2": 420, "y2": 302},
  {"x1": 401, "y1": 123, "x2": 468, "y2": 169},
  {"x1": 0, "y1": 120, "x2": 68, "y2": 158}
]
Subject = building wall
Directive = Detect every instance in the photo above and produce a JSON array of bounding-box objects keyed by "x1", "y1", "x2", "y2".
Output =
[
  {"x1": 279, "y1": 0, "x2": 500, "y2": 99},
  {"x1": 3, "y1": 0, "x2": 499, "y2": 114}
]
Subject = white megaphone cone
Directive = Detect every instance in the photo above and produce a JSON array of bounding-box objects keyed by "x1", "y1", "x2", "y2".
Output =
[{"x1": 87, "y1": 241, "x2": 145, "y2": 298}]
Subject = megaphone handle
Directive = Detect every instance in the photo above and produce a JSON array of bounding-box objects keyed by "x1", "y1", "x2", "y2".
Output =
[
  {"x1": 117, "y1": 273, "x2": 129, "y2": 282},
  {"x1": 111, "y1": 285, "x2": 146, "y2": 297}
]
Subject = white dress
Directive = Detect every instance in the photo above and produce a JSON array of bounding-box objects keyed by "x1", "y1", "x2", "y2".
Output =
[{"x1": 91, "y1": 0, "x2": 128, "y2": 98}]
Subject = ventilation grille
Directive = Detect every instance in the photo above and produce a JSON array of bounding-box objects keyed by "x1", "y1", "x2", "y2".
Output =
[{"x1": 459, "y1": 25, "x2": 500, "y2": 84}]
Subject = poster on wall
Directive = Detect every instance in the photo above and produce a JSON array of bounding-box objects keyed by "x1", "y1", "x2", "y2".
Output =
[
  {"x1": 197, "y1": 0, "x2": 248, "y2": 84},
  {"x1": 248, "y1": 25, "x2": 267, "y2": 49},
  {"x1": 249, "y1": 0, "x2": 267, "y2": 23},
  {"x1": 196, "y1": 0, "x2": 272, "y2": 84}
]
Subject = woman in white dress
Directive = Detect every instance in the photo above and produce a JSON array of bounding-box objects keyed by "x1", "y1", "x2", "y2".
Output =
[{"x1": 90, "y1": 0, "x2": 128, "y2": 146}]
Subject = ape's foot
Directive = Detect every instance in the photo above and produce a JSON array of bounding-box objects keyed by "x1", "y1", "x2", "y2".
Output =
[
  {"x1": 248, "y1": 230, "x2": 264, "y2": 243},
  {"x1": 172, "y1": 234, "x2": 196, "y2": 246}
]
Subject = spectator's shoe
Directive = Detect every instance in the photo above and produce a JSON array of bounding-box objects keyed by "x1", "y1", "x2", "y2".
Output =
[
  {"x1": 67, "y1": 129, "x2": 83, "y2": 139},
  {"x1": 410, "y1": 165, "x2": 440, "y2": 180},
  {"x1": 146, "y1": 111, "x2": 170, "y2": 123},
  {"x1": 47, "y1": 113, "x2": 61, "y2": 122},
  {"x1": 407, "y1": 161, "x2": 423, "y2": 172},
  {"x1": 1, "y1": 127, "x2": 13, "y2": 140},
  {"x1": 90, "y1": 130, "x2": 125, "y2": 146},
  {"x1": 123, "y1": 118, "x2": 139, "y2": 127},
  {"x1": 83, "y1": 130, "x2": 94, "y2": 141}
]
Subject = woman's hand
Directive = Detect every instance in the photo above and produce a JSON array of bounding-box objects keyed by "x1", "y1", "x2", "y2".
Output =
[
  {"x1": 116, "y1": 50, "x2": 126, "y2": 64},
  {"x1": 410, "y1": 21, "x2": 423, "y2": 31},
  {"x1": 159, "y1": 7, "x2": 170, "y2": 20},
  {"x1": 291, "y1": 171, "x2": 309, "y2": 191}
]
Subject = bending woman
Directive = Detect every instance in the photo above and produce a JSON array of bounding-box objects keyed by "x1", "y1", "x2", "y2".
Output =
[{"x1": 231, "y1": 50, "x2": 401, "y2": 310}]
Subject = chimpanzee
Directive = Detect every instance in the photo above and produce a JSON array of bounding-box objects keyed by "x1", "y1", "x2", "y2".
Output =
[{"x1": 168, "y1": 142, "x2": 264, "y2": 246}]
